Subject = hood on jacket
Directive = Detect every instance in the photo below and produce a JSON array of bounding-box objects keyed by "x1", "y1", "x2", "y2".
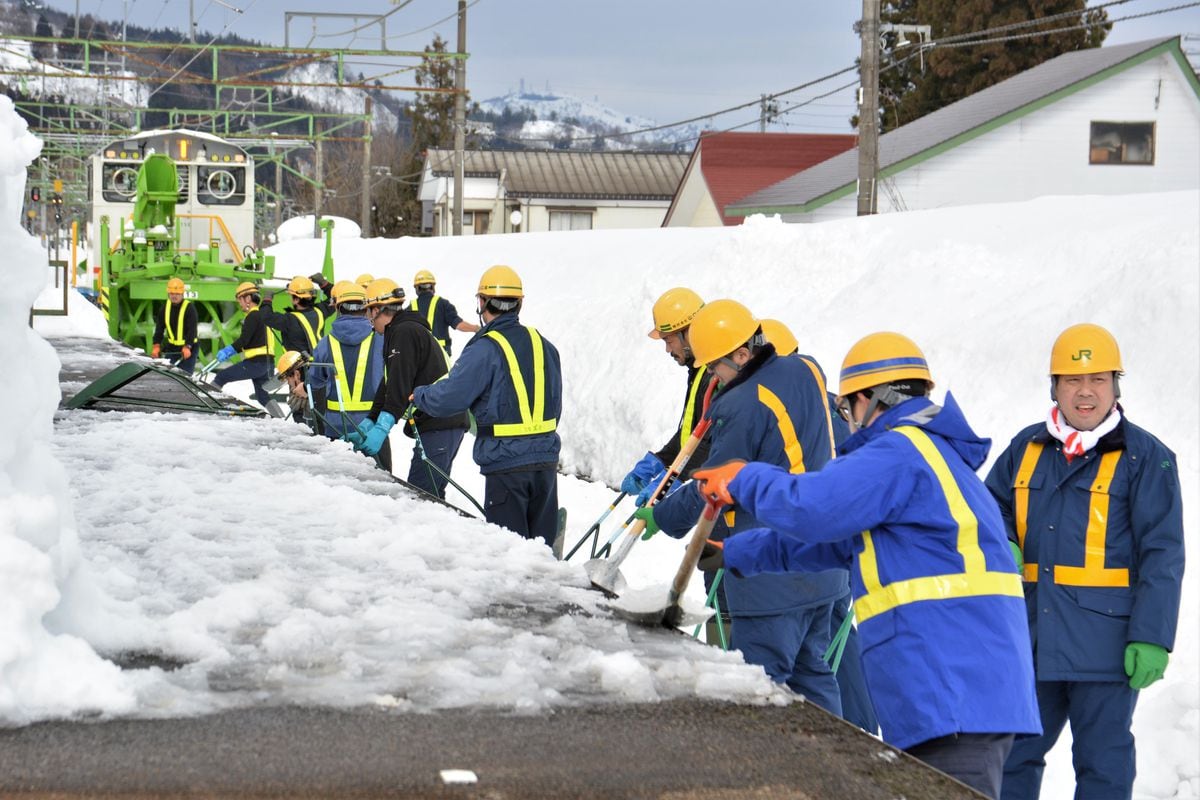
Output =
[
  {"x1": 840, "y1": 392, "x2": 992, "y2": 469},
  {"x1": 329, "y1": 314, "x2": 374, "y2": 345}
]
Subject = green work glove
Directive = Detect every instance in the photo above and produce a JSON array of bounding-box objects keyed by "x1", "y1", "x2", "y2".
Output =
[
  {"x1": 1124, "y1": 642, "x2": 1169, "y2": 690},
  {"x1": 1009, "y1": 540, "x2": 1024, "y2": 571},
  {"x1": 634, "y1": 506, "x2": 660, "y2": 540}
]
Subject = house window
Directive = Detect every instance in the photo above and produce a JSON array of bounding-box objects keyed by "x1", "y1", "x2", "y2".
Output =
[
  {"x1": 549, "y1": 210, "x2": 593, "y2": 231},
  {"x1": 1089, "y1": 122, "x2": 1155, "y2": 165},
  {"x1": 473, "y1": 211, "x2": 490, "y2": 234}
]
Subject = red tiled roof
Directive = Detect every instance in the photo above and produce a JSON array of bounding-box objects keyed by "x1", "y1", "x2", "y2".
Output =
[{"x1": 691, "y1": 131, "x2": 857, "y2": 225}]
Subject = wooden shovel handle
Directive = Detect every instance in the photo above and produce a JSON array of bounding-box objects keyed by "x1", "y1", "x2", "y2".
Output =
[{"x1": 669, "y1": 500, "x2": 724, "y2": 600}]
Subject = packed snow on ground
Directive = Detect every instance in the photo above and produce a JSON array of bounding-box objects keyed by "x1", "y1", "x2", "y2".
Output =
[{"x1": 15, "y1": 101, "x2": 1200, "y2": 797}]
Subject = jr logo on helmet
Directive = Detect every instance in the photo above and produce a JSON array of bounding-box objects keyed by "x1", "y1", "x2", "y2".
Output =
[{"x1": 1071, "y1": 348, "x2": 1092, "y2": 362}]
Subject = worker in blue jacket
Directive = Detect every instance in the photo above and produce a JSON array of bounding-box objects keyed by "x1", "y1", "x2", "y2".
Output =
[
  {"x1": 635, "y1": 299, "x2": 848, "y2": 719},
  {"x1": 411, "y1": 265, "x2": 562, "y2": 546},
  {"x1": 410, "y1": 269, "x2": 479, "y2": 357},
  {"x1": 691, "y1": 332, "x2": 1041, "y2": 800},
  {"x1": 760, "y1": 318, "x2": 879, "y2": 737},
  {"x1": 309, "y1": 281, "x2": 384, "y2": 446},
  {"x1": 986, "y1": 323, "x2": 1184, "y2": 800}
]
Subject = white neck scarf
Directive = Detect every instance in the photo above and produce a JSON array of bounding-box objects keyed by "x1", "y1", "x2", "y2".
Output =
[{"x1": 1045, "y1": 404, "x2": 1121, "y2": 457}]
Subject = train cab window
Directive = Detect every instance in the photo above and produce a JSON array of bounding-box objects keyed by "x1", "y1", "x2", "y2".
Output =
[
  {"x1": 101, "y1": 164, "x2": 141, "y2": 203},
  {"x1": 197, "y1": 166, "x2": 245, "y2": 206}
]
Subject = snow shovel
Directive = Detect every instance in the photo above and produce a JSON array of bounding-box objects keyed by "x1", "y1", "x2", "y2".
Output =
[
  {"x1": 583, "y1": 410, "x2": 714, "y2": 595},
  {"x1": 606, "y1": 499, "x2": 722, "y2": 629}
]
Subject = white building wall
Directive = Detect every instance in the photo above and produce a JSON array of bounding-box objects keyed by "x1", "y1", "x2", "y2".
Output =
[
  {"x1": 518, "y1": 199, "x2": 670, "y2": 232},
  {"x1": 782, "y1": 53, "x2": 1200, "y2": 224},
  {"x1": 664, "y1": 156, "x2": 725, "y2": 227}
]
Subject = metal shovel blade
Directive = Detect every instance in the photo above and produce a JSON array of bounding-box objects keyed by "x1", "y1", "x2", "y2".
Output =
[
  {"x1": 584, "y1": 558, "x2": 627, "y2": 596},
  {"x1": 604, "y1": 585, "x2": 715, "y2": 628}
]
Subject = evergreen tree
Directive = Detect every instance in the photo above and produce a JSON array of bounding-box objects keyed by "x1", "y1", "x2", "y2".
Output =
[
  {"x1": 32, "y1": 13, "x2": 54, "y2": 62},
  {"x1": 374, "y1": 34, "x2": 477, "y2": 237},
  {"x1": 874, "y1": 0, "x2": 1110, "y2": 132}
]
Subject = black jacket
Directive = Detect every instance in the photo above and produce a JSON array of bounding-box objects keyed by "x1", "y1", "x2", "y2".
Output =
[{"x1": 370, "y1": 310, "x2": 469, "y2": 436}]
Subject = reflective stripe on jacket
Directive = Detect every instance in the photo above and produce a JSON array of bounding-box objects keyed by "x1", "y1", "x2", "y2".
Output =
[
  {"x1": 327, "y1": 334, "x2": 375, "y2": 412},
  {"x1": 986, "y1": 417, "x2": 1184, "y2": 681},
  {"x1": 411, "y1": 312, "x2": 561, "y2": 474},
  {"x1": 165, "y1": 300, "x2": 190, "y2": 346},
  {"x1": 721, "y1": 393, "x2": 1041, "y2": 750}
]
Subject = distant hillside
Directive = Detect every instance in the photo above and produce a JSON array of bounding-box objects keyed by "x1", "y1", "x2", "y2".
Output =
[
  {"x1": 0, "y1": 0, "x2": 406, "y2": 135},
  {"x1": 472, "y1": 89, "x2": 704, "y2": 152}
]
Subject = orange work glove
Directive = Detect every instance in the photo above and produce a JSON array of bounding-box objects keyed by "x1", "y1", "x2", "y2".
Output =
[
  {"x1": 181, "y1": 346, "x2": 192, "y2": 360},
  {"x1": 692, "y1": 460, "x2": 748, "y2": 506},
  {"x1": 151, "y1": 344, "x2": 161, "y2": 358}
]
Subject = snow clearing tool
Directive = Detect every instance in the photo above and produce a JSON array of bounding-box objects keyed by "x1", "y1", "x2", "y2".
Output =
[
  {"x1": 606, "y1": 499, "x2": 723, "y2": 628},
  {"x1": 583, "y1": 392, "x2": 716, "y2": 595},
  {"x1": 563, "y1": 491, "x2": 628, "y2": 562}
]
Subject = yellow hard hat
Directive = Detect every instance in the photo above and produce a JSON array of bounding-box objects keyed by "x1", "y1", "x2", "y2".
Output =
[
  {"x1": 477, "y1": 265, "x2": 523, "y2": 298},
  {"x1": 648, "y1": 287, "x2": 704, "y2": 339},
  {"x1": 235, "y1": 281, "x2": 259, "y2": 299},
  {"x1": 687, "y1": 299, "x2": 760, "y2": 366},
  {"x1": 355, "y1": 273, "x2": 375, "y2": 289},
  {"x1": 1050, "y1": 323, "x2": 1123, "y2": 375},
  {"x1": 287, "y1": 275, "x2": 315, "y2": 299},
  {"x1": 275, "y1": 350, "x2": 306, "y2": 378},
  {"x1": 365, "y1": 277, "x2": 405, "y2": 308},
  {"x1": 330, "y1": 280, "x2": 364, "y2": 305},
  {"x1": 166, "y1": 277, "x2": 186, "y2": 294},
  {"x1": 414, "y1": 269, "x2": 436, "y2": 286},
  {"x1": 760, "y1": 318, "x2": 798, "y2": 356},
  {"x1": 839, "y1": 332, "x2": 933, "y2": 397}
]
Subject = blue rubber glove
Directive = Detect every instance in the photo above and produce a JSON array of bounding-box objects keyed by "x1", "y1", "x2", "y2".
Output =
[
  {"x1": 345, "y1": 431, "x2": 365, "y2": 448},
  {"x1": 639, "y1": 468, "x2": 683, "y2": 507},
  {"x1": 621, "y1": 452, "x2": 664, "y2": 495},
  {"x1": 360, "y1": 411, "x2": 396, "y2": 456},
  {"x1": 216, "y1": 345, "x2": 236, "y2": 363},
  {"x1": 634, "y1": 505, "x2": 660, "y2": 540},
  {"x1": 1124, "y1": 642, "x2": 1169, "y2": 689}
]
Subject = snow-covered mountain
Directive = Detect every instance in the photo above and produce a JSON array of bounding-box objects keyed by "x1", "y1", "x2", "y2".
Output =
[{"x1": 476, "y1": 89, "x2": 706, "y2": 151}]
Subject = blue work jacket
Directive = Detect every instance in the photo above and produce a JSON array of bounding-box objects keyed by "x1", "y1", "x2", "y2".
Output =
[
  {"x1": 410, "y1": 291, "x2": 466, "y2": 355},
  {"x1": 412, "y1": 312, "x2": 562, "y2": 474},
  {"x1": 310, "y1": 315, "x2": 384, "y2": 440},
  {"x1": 721, "y1": 394, "x2": 1041, "y2": 750},
  {"x1": 654, "y1": 346, "x2": 848, "y2": 615},
  {"x1": 986, "y1": 414, "x2": 1184, "y2": 682}
]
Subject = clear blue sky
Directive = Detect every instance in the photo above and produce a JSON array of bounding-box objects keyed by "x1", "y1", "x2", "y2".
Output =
[{"x1": 43, "y1": 1, "x2": 1200, "y2": 133}]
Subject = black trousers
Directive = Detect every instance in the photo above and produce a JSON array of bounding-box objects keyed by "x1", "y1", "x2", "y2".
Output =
[
  {"x1": 906, "y1": 732, "x2": 1014, "y2": 800},
  {"x1": 483, "y1": 468, "x2": 558, "y2": 547}
]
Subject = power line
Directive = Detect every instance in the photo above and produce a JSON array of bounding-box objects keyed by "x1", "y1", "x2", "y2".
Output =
[
  {"x1": 928, "y1": 2, "x2": 1200, "y2": 49},
  {"x1": 495, "y1": 64, "x2": 860, "y2": 146},
  {"x1": 146, "y1": 0, "x2": 259, "y2": 101},
  {"x1": 933, "y1": 0, "x2": 1136, "y2": 45}
]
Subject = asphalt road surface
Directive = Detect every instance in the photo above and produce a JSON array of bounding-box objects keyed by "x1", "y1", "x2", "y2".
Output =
[{"x1": 0, "y1": 700, "x2": 984, "y2": 799}]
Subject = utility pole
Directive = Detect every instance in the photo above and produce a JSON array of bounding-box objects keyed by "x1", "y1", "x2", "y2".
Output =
[
  {"x1": 361, "y1": 96, "x2": 373, "y2": 238},
  {"x1": 74, "y1": 0, "x2": 80, "y2": 38},
  {"x1": 758, "y1": 95, "x2": 779, "y2": 133},
  {"x1": 856, "y1": 0, "x2": 880, "y2": 216},
  {"x1": 451, "y1": 0, "x2": 466, "y2": 236},
  {"x1": 189, "y1": 0, "x2": 196, "y2": 43}
]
